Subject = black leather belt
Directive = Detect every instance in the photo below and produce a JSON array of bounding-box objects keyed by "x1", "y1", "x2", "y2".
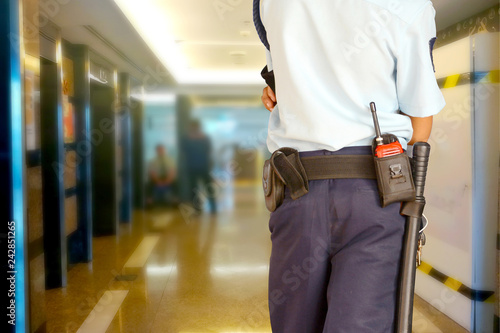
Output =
[
  {"x1": 269, "y1": 148, "x2": 376, "y2": 201},
  {"x1": 264, "y1": 148, "x2": 379, "y2": 212},
  {"x1": 300, "y1": 154, "x2": 376, "y2": 180}
]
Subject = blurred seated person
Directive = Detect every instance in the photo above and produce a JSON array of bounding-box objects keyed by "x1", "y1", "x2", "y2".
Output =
[{"x1": 147, "y1": 144, "x2": 176, "y2": 207}]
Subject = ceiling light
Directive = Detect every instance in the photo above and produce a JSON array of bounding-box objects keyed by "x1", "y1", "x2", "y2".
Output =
[
  {"x1": 131, "y1": 93, "x2": 176, "y2": 104},
  {"x1": 113, "y1": 0, "x2": 263, "y2": 85},
  {"x1": 230, "y1": 51, "x2": 247, "y2": 65}
]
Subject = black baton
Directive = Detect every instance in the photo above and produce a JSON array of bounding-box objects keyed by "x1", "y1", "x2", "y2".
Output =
[{"x1": 396, "y1": 142, "x2": 431, "y2": 333}]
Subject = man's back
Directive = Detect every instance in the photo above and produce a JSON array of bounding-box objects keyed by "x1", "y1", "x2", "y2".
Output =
[
  {"x1": 256, "y1": 1, "x2": 445, "y2": 332},
  {"x1": 261, "y1": 0, "x2": 445, "y2": 151}
]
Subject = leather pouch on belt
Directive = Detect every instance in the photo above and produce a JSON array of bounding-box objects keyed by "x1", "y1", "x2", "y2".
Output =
[
  {"x1": 372, "y1": 135, "x2": 416, "y2": 207},
  {"x1": 263, "y1": 159, "x2": 284, "y2": 212},
  {"x1": 262, "y1": 148, "x2": 309, "y2": 212}
]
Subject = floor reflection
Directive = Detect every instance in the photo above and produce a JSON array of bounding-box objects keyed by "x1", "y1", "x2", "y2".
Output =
[{"x1": 44, "y1": 182, "x2": 465, "y2": 333}]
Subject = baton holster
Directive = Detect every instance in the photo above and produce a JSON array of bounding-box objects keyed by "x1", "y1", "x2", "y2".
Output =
[
  {"x1": 372, "y1": 135, "x2": 416, "y2": 207},
  {"x1": 262, "y1": 148, "x2": 309, "y2": 212},
  {"x1": 261, "y1": 65, "x2": 276, "y2": 94}
]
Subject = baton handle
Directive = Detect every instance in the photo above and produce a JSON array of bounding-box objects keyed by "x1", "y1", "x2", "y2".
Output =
[
  {"x1": 412, "y1": 142, "x2": 431, "y2": 198},
  {"x1": 397, "y1": 142, "x2": 431, "y2": 333}
]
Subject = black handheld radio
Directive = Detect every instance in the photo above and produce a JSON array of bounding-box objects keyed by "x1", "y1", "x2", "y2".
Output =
[{"x1": 370, "y1": 102, "x2": 415, "y2": 207}]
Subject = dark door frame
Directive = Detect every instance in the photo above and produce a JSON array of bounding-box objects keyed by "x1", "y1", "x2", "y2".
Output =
[{"x1": 0, "y1": 0, "x2": 29, "y2": 332}]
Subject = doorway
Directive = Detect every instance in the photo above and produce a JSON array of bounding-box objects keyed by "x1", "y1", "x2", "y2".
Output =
[{"x1": 90, "y1": 82, "x2": 117, "y2": 236}]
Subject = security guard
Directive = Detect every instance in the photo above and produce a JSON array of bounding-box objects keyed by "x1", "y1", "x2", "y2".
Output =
[{"x1": 255, "y1": 0, "x2": 445, "y2": 332}]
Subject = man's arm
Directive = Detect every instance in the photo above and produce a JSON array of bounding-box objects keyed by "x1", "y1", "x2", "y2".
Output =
[
  {"x1": 406, "y1": 115, "x2": 433, "y2": 145},
  {"x1": 149, "y1": 169, "x2": 160, "y2": 184},
  {"x1": 166, "y1": 168, "x2": 176, "y2": 184},
  {"x1": 165, "y1": 158, "x2": 176, "y2": 185}
]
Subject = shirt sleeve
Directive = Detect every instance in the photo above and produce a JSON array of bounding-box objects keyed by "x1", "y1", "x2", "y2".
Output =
[
  {"x1": 266, "y1": 49, "x2": 273, "y2": 71},
  {"x1": 396, "y1": 2, "x2": 445, "y2": 117}
]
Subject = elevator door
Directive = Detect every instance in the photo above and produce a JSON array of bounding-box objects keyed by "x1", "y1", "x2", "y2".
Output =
[
  {"x1": 40, "y1": 56, "x2": 66, "y2": 289},
  {"x1": 90, "y1": 83, "x2": 117, "y2": 236}
]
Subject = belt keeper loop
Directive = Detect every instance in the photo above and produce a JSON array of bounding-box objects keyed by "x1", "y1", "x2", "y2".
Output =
[{"x1": 271, "y1": 148, "x2": 309, "y2": 200}]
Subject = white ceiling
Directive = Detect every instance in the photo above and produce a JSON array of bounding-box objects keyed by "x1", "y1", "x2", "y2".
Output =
[
  {"x1": 51, "y1": 0, "x2": 499, "y2": 93},
  {"x1": 112, "y1": 0, "x2": 264, "y2": 85},
  {"x1": 155, "y1": 0, "x2": 262, "y2": 71},
  {"x1": 50, "y1": 0, "x2": 176, "y2": 86}
]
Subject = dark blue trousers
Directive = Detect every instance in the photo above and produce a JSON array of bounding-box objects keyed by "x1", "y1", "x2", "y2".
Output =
[{"x1": 268, "y1": 147, "x2": 405, "y2": 333}]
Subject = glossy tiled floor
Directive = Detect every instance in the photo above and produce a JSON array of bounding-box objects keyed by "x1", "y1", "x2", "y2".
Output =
[{"x1": 45, "y1": 183, "x2": 467, "y2": 333}]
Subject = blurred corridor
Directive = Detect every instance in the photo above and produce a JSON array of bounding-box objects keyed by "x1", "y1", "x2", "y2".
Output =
[
  {"x1": 44, "y1": 183, "x2": 466, "y2": 333},
  {"x1": 45, "y1": 184, "x2": 273, "y2": 332}
]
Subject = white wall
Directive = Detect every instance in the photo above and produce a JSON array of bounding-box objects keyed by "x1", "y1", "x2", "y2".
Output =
[{"x1": 415, "y1": 32, "x2": 499, "y2": 332}]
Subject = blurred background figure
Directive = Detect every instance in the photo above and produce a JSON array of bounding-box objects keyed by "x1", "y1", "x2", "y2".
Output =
[
  {"x1": 147, "y1": 143, "x2": 176, "y2": 208},
  {"x1": 181, "y1": 119, "x2": 217, "y2": 214}
]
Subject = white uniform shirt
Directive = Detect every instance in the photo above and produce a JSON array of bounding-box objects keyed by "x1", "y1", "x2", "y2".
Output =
[{"x1": 261, "y1": 0, "x2": 446, "y2": 152}]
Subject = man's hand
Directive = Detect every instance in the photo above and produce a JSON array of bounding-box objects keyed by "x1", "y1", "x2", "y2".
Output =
[
  {"x1": 261, "y1": 86, "x2": 277, "y2": 112},
  {"x1": 405, "y1": 115, "x2": 433, "y2": 145}
]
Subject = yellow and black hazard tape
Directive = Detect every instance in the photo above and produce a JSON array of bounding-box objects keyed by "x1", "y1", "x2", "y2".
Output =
[
  {"x1": 418, "y1": 261, "x2": 495, "y2": 303},
  {"x1": 437, "y1": 70, "x2": 500, "y2": 89}
]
